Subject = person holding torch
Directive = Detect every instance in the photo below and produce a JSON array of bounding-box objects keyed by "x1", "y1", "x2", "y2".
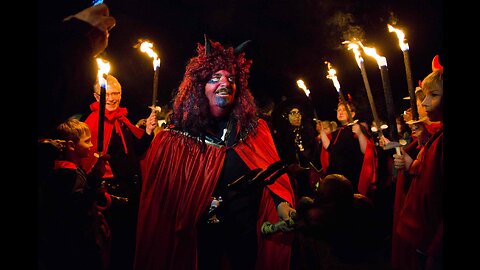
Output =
[
  {"x1": 322, "y1": 62, "x2": 377, "y2": 197},
  {"x1": 80, "y1": 74, "x2": 157, "y2": 270},
  {"x1": 392, "y1": 56, "x2": 443, "y2": 270},
  {"x1": 134, "y1": 36, "x2": 295, "y2": 270}
]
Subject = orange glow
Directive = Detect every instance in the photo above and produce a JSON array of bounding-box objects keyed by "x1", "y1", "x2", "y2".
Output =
[
  {"x1": 296, "y1": 79, "x2": 310, "y2": 97},
  {"x1": 325, "y1": 61, "x2": 341, "y2": 93},
  {"x1": 388, "y1": 24, "x2": 409, "y2": 51},
  {"x1": 360, "y1": 43, "x2": 387, "y2": 67},
  {"x1": 137, "y1": 40, "x2": 161, "y2": 70},
  {"x1": 96, "y1": 57, "x2": 111, "y2": 87}
]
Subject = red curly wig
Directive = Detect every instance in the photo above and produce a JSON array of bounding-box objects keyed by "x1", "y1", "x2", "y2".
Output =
[{"x1": 171, "y1": 38, "x2": 258, "y2": 139}]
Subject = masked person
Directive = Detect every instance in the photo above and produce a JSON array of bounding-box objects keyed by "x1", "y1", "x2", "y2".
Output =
[{"x1": 134, "y1": 37, "x2": 296, "y2": 270}]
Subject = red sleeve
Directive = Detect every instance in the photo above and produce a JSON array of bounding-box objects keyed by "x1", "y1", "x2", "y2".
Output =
[
  {"x1": 135, "y1": 131, "x2": 225, "y2": 270},
  {"x1": 357, "y1": 137, "x2": 377, "y2": 196},
  {"x1": 234, "y1": 119, "x2": 294, "y2": 270}
]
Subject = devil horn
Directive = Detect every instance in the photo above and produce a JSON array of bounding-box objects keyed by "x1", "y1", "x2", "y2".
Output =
[
  {"x1": 347, "y1": 93, "x2": 353, "y2": 103},
  {"x1": 204, "y1": 34, "x2": 211, "y2": 55},
  {"x1": 432, "y1": 54, "x2": 443, "y2": 72},
  {"x1": 234, "y1": 40, "x2": 251, "y2": 54}
]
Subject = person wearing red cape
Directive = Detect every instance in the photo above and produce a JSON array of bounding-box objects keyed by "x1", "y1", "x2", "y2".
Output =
[
  {"x1": 134, "y1": 37, "x2": 296, "y2": 270},
  {"x1": 318, "y1": 98, "x2": 377, "y2": 197},
  {"x1": 392, "y1": 55, "x2": 444, "y2": 270}
]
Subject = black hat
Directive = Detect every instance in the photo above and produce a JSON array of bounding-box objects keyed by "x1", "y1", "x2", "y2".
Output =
[{"x1": 271, "y1": 96, "x2": 315, "y2": 127}]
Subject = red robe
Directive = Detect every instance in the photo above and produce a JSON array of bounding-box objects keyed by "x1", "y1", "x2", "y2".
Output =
[
  {"x1": 392, "y1": 126, "x2": 443, "y2": 270},
  {"x1": 134, "y1": 119, "x2": 295, "y2": 270},
  {"x1": 357, "y1": 137, "x2": 377, "y2": 196},
  {"x1": 80, "y1": 102, "x2": 144, "y2": 174},
  {"x1": 319, "y1": 133, "x2": 331, "y2": 171}
]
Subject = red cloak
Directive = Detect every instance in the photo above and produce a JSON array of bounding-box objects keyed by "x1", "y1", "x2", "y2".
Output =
[
  {"x1": 392, "y1": 126, "x2": 443, "y2": 269},
  {"x1": 80, "y1": 102, "x2": 144, "y2": 174},
  {"x1": 134, "y1": 119, "x2": 295, "y2": 270}
]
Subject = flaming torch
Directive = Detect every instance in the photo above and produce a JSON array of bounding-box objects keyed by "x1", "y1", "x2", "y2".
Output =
[
  {"x1": 324, "y1": 61, "x2": 353, "y2": 123},
  {"x1": 136, "y1": 40, "x2": 161, "y2": 109},
  {"x1": 388, "y1": 24, "x2": 418, "y2": 121},
  {"x1": 343, "y1": 41, "x2": 383, "y2": 136},
  {"x1": 360, "y1": 44, "x2": 399, "y2": 142},
  {"x1": 95, "y1": 57, "x2": 111, "y2": 156},
  {"x1": 296, "y1": 79, "x2": 318, "y2": 120}
]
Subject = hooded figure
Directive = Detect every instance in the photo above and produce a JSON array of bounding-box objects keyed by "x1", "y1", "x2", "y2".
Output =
[{"x1": 134, "y1": 37, "x2": 296, "y2": 270}]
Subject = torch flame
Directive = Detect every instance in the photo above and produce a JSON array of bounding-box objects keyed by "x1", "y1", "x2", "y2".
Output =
[
  {"x1": 137, "y1": 40, "x2": 161, "y2": 70},
  {"x1": 388, "y1": 24, "x2": 409, "y2": 51},
  {"x1": 325, "y1": 61, "x2": 341, "y2": 93},
  {"x1": 96, "y1": 57, "x2": 111, "y2": 88},
  {"x1": 296, "y1": 79, "x2": 310, "y2": 97},
  {"x1": 359, "y1": 43, "x2": 387, "y2": 67},
  {"x1": 342, "y1": 40, "x2": 363, "y2": 69}
]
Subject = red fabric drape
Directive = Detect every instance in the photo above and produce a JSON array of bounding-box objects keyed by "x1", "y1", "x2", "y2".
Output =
[
  {"x1": 134, "y1": 119, "x2": 295, "y2": 270},
  {"x1": 81, "y1": 102, "x2": 144, "y2": 174},
  {"x1": 425, "y1": 121, "x2": 442, "y2": 136},
  {"x1": 319, "y1": 133, "x2": 332, "y2": 172},
  {"x1": 357, "y1": 137, "x2": 377, "y2": 196},
  {"x1": 234, "y1": 120, "x2": 295, "y2": 270},
  {"x1": 392, "y1": 128, "x2": 443, "y2": 269}
]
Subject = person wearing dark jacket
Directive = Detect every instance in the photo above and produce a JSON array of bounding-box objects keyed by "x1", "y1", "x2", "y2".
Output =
[{"x1": 38, "y1": 119, "x2": 109, "y2": 270}]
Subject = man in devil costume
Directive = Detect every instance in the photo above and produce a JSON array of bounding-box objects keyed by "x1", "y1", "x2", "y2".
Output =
[{"x1": 134, "y1": 36, "x2": 296, "y2": 270}]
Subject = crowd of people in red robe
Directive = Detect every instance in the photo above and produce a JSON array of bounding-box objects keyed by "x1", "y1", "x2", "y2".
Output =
[{"x1": 37, "y1": 2, "x2": 443, "y2": 270}]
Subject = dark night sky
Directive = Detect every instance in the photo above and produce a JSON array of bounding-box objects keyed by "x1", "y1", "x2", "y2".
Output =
[{"x1": 41, "y1": 0, "x2": 444, "y2": 123}]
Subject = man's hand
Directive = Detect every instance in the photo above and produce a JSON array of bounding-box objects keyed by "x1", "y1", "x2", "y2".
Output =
[
  {"x1": 91, "y1": 154, "x2": 110, "y2": 179},
  {"x1": 277, "y1": 201, "x2": 296, "y2": 221},
  {"x1": 67, "y1": 3, "x2": 116, "y2": 32},
  {"x1": 145, "y1": 111, "x2": 158, "y2": 135},
  {"x1": 64, "y1": 3, "x2": 116, "y2": 56},
  {"x1": 393, "y1": 148, "x2": 413, "y2": 171}
]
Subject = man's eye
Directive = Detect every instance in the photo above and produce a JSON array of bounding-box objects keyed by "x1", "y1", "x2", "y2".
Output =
[
  {"x1": 227, "y1": 77, "x2": 235, "y2": 83},
  {"x1": 208, "y1": 76, "x2": 220, "y2": 83}
]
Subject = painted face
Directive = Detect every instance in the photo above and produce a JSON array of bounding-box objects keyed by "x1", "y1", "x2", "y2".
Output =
[
  {"x1": 288, "y1": 108, "x2": 302, "y2": 127},
  {"x1": 204, "y1": 70, "x2": 237, "y2": 118},
  {"x1": 76, "y1": 130, "x2": 93, "y2": 159},
  {"x1": 95, "y1": 80, "x2": 122, "y2": 111},
  {"x1": 421, "y1": 81, "x2": 443, "y2": 122}
]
